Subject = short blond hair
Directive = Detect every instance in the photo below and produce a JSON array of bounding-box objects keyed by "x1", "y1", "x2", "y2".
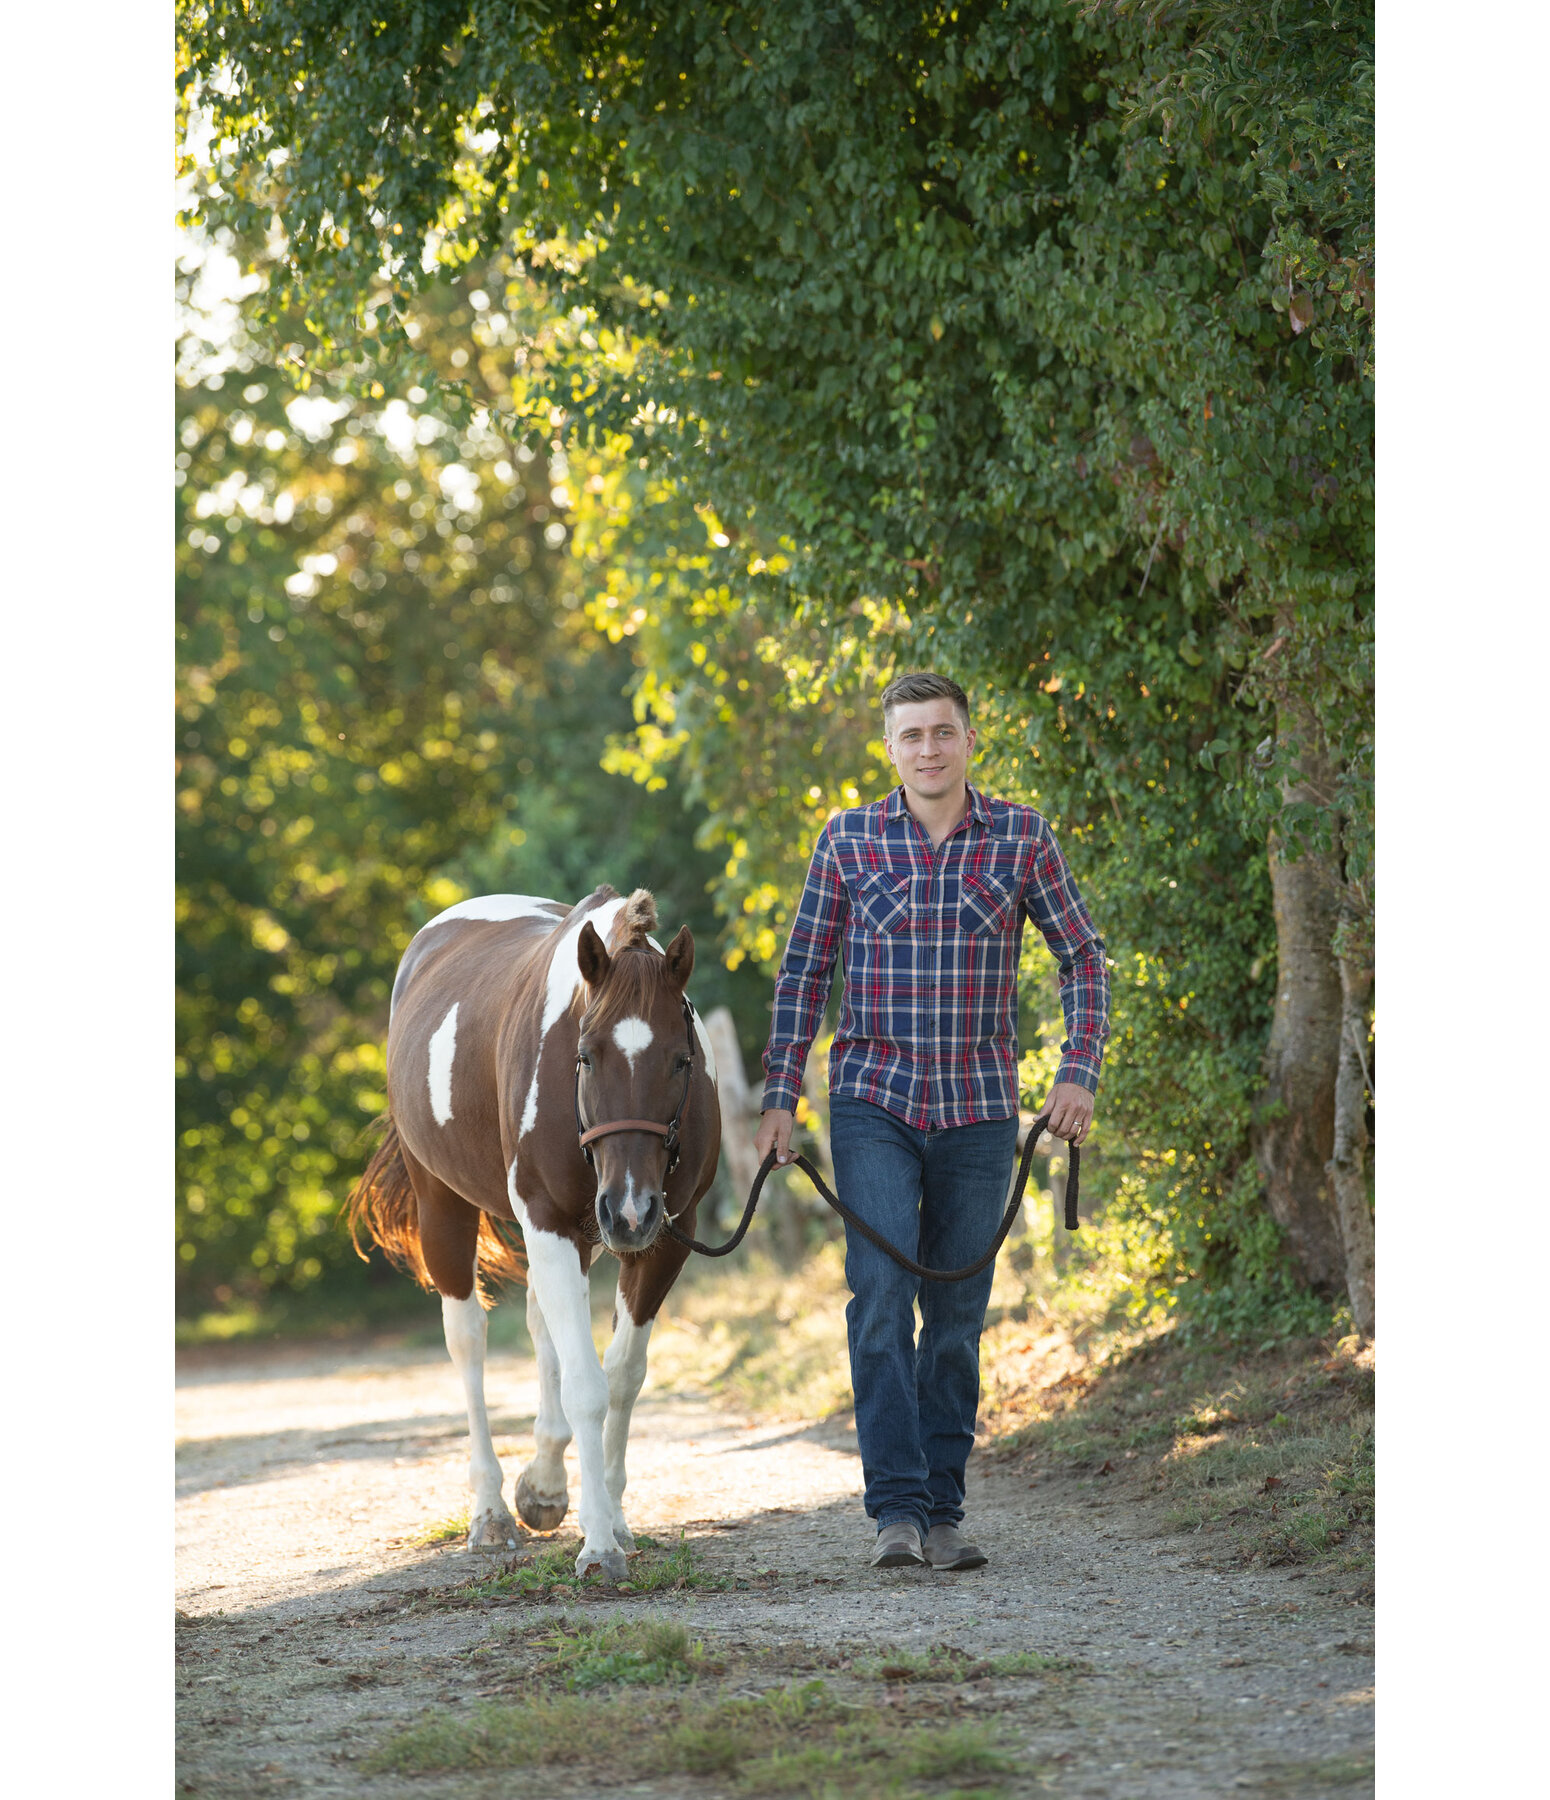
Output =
[{"x1": 881, "y1": 670, "x2": 970, "y2": 732}]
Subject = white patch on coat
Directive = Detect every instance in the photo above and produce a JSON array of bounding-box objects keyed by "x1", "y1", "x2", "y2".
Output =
[
  {"x1": 691, "y1": 1005, "x2": 718, "y2": 1086},
  {"x1": 441, "y1": 1291, "x2": 512, "y2": 1539},
  {"x1": 612, "y1": 1016, "x2": 654, "y2": 1070},
  {"x1": 417, "y1": 893, "x2": 564, "y2": 934},
  {"x1": 602, "y1": 1287, "x2": 654, "y2": 1541},
  {"x1": 520, "y1": 1070, "x2": 541, "y2": 1138},
  {"x1": 427, "y1": 1003, "x2": 460, "y2": 1125},
  {"x1": 507, "y1": 1159, "x2": 617, "y2": 1576},
  {"x1": 647, "y1": 935, "x2": 664, "y2": 953},
  {"x1": 540, "y1": 895, "x2": 626, "y2": 1042}
]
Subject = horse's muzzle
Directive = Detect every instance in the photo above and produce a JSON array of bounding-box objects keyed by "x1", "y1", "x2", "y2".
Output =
[{"x1": 595, "y1": 1185, "x2": 666, "y2": 1255}]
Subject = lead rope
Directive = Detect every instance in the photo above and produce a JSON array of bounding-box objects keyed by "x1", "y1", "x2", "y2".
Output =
[{"x1": 664, "y1": 1111, "x2": 1081, "y2": 1284}]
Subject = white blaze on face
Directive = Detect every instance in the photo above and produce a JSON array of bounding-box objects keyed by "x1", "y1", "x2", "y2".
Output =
[
  {"x1": 611, "y1": 1016, "x2": 654, "y2": 1071},
  {"x1": 427, "y1": 1002, "x2": 460, "y2": 1125},
  {"x1": 619, "y1": 1167, "x2": 642, "y2": 1231}
]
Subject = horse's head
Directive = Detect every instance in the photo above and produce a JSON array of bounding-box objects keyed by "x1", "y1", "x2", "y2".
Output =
[{"x1": 573, "y1": 911, "x2": 697, "y2": 1256}]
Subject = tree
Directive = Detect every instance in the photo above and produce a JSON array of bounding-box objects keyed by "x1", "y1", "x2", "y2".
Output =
[
  {"x1": 182, "y1": 0, "x2": 1373, "y2": 1326},
  {"x1": 176, "y1": 232, "x2": 769, "y2": 1317}
]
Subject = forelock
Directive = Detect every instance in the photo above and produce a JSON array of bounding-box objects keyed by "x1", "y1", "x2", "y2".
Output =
[{"x1": 576, "y1": 945, "x2": 674, "y2": 1035}]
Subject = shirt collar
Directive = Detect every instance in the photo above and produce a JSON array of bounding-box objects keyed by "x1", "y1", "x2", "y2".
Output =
[{"x1": 881, "y1": 783, "x2": 995, "y2": 833}]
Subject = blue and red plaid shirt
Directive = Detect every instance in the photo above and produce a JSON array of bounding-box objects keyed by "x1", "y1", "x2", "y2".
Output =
[{"x1": 762, "y1": 784, "x2": 1110, "y2": 1130}]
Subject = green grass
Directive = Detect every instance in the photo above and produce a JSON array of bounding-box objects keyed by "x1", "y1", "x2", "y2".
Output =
[
  {"x1": 368, "y1": 1678, "x2": 1014, "y2": 1796},
  {"x1": 532, "y1": 1615, "x2": 721, "y2": 1689},
  {"x1": 398, "y1": 1509, "x2": 469, "y2": 1548},
  {"x1": 441, "y1": 1532, "x2": 735, "y2": 1603}
]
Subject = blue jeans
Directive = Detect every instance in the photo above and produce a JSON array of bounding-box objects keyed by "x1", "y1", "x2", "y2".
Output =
[{"x1": 828, "y1": 1094, "x2": 1019, "y2": 1538}]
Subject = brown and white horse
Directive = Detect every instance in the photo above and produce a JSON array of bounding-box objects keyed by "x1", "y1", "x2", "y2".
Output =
[{"x1": 348, "y1": 884, "x2": 721, "y2": 1582}]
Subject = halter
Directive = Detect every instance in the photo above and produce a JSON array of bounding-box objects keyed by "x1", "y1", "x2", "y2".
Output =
[{"x1": 573, "y1": 996, "x2": 697, "y2": 1178}]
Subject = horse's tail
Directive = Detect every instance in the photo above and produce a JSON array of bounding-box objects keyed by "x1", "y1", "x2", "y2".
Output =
[{"x1": 346, "y1": 1113, "x2": 527, "y2": 1304}]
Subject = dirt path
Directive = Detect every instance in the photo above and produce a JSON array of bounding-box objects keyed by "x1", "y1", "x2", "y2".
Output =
[{"x1": 176, "y1": 1331, "x2": 1374, "y2": 1799}]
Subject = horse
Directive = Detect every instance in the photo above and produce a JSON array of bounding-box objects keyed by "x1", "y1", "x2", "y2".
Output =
[{"x1": 347, "y1": 883, "x2": 722, "y2": 1582}]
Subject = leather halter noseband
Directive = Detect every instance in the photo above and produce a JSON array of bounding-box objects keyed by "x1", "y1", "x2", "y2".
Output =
[{"x1": 573, "y1": 997, "x2": 696, "y2": 1177}]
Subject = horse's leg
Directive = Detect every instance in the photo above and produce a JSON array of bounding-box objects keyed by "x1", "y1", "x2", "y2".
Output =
[
  {"x1": 406, "y1": 1152, "x2": 520, "y2": 1551},
  {"x1": 605, "y1": 1236, "x2": 692, "y2": 1551},
  {"x1": 513, "y1": 1284, "x2": 571, "y2": 1531},
  {"x1": 518, "y1": 1223, "x2": 621, "y2": 1581}
]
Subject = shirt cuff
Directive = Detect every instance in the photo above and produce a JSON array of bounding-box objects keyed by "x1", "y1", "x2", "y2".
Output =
[
  {"x1": 1055, "y1": 1056, "x2": 1101, "y2": 1096},
  {"x1": 759, "y1": 1073, "x2": 804, "y2": 1115}
]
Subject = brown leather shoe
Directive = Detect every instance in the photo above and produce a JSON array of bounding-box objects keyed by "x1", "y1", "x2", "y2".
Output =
[
  {"x1": 923, "y1": 1522, "x2": 988, "y2": 1570},
  {"x1": 869, "y1": 1522, "x2": 926, "y2": 1568}
]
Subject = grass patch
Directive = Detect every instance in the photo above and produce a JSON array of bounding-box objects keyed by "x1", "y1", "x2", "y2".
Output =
[
  {"x1": 532, "y1": 1615, "x2": 722, "y2": 1689},
  {"x1": 441, "y1": 1532, "x2": 736, "y2": 1604},
  {"x1": 369, "y1": 1678, "x2": 1014, "y2": 1796},
  {"x1": 981, "y1": 1326, "x2": 1375, "y2": 1580},
  {"x1": 397, "y1": 1510, "x2": 469, "y2": 1548}
]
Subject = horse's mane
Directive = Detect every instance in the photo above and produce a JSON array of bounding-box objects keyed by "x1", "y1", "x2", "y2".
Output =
[{"x1": 576, "y1": 888, "x2": 673, "y2": 1033}]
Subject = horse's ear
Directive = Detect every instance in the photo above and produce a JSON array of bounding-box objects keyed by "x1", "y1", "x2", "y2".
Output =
[
  {"x1": 663, "y1": 924, "x2": 694, "y2": 990},
  {"x1": 577, "y1": 920, "x2": 611, "y2": 989}
]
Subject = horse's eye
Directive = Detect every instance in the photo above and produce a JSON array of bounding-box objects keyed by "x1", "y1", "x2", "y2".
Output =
[
  {"x1": 674, "y1": 1053, "x2": 692, "y2": 1072},
  {"x1": 578, "y1": 1051, "x2": 593, "y2": 1069}
]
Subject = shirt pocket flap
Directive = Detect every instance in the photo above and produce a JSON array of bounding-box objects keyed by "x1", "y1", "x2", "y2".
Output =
[
  {"x1": 854, "y1": 870, "x2": 912, "y2": 935},
  {"x1": 960, "y1": 872, "x2": 1017, "y2": 935}
]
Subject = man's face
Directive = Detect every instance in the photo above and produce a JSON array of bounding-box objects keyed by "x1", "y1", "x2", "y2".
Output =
[{"x1": 884, "y1": 698, "x2": 976, "y2": 800}]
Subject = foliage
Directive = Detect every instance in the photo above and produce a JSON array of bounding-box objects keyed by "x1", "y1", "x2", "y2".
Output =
[
  {"x1": 182, "y1": 0, "x2": 1373, "y2": 1316},
  {"x1": 176, "y1": 236, "x2": 769, "y2": 1317}
]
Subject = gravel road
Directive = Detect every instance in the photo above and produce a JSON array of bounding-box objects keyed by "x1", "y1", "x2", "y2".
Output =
[{"x1": 176, "y1": 1329, "x2": 1374, "y2": 1799}]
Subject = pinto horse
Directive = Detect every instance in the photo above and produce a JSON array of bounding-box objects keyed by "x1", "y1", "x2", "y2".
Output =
[{"x1": 348, "y1": 884, "x2": 721, "y2": 1582}]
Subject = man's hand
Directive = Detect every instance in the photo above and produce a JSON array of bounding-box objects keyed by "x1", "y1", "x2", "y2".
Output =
[
  {"x1": 755, "y1": 1107, "x2": 796, "y2": 1167},
  {"x1": 1040, "y1": 1081, "x2": 1095, "y2": 1147}
]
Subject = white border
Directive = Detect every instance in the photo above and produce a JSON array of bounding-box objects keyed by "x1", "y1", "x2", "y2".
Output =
[
  {"x1": 1382, "y1": 4, "x2": 1548, "y2": 1792},
  {"x1": 1, "y1": 3, "x2": 170, "y2": 1786}
]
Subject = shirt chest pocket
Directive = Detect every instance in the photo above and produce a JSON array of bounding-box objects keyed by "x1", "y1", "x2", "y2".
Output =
[
  {"x1": 960, "y1": 872, "x2": 1018, "y2": 936},
  {"x1": 853, "y1": 870, "x2": 912, "y2": 936}
]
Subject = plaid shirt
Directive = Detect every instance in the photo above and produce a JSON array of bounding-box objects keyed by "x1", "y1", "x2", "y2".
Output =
[{"x1": 762, "y1": 784, "x2": 1110, "y2": 1130}]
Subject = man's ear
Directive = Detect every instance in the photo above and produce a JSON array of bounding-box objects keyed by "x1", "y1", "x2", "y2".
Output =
[
  {"x1": 663, "y1": 924, "x2": 694, "y2": 990},
  {"x1": 577, "y1": 920, "x2": 611, "y2": 990}
]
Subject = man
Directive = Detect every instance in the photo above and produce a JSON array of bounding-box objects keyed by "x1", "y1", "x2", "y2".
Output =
[{"x1": 755, "y1": 670, "x2": 1110, "y2": 1571}]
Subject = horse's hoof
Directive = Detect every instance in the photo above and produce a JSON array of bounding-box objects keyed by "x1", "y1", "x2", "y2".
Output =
[
  {"x1": 515, "y1": 1473, "x2": 568, "y2": 1531},
  {"x1": 467, "y1": 1508, "x2": 521, "y2": 1551},
  {"x1": 576, "y1": 1544, "x2": 629, "y2": 1585},
  {"x1": 613, "y1": 1521, "x2": 636, "y2": 1552}
]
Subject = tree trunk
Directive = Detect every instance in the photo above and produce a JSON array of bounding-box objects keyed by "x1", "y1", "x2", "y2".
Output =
[
  {"x1": 1328, "y1": 941, "x2": 1375, "y2": 1336},
  {"x1": 704, "y1": 1007, "x2": 762, "y2": 1200},
  {"x1": 1252, "y1": 733, "x2": 1347, "y2": 1293}
]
